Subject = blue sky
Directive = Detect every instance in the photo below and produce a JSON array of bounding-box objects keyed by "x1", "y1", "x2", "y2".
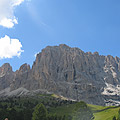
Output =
[{"x1": 0, "y1": 0, "x2": 120, "y2": 71}]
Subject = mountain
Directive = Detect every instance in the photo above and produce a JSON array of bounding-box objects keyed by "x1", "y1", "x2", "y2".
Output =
[{"x1": 1, "y1": 44, "x2": 120, "y2": 106}]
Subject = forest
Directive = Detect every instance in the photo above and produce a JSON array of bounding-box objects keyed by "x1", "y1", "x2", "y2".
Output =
[{"x1": 0, "y1": 94, "x2": 120, "y2": 120}]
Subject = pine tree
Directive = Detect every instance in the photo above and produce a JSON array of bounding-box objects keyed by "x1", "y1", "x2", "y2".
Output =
[
  {"x1": 73, "y1": 101, "x2": 94, "y2": 120},
  {"x1": 112, "y1": 116, "x2": 116, "y2": 120},
  {"x1": 24, "y1": 109, "x2": 32, "y2": 120},
  {"x1": 32, "y1": 103, "x2": 48, "y2": 120}
]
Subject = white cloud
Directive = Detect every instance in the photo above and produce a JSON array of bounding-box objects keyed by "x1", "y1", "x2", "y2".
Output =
[
  {"x1": 0, "y1": 0, "x2": 24, "y2": 28},
  {"x1": 0, "y1": 35, "x2": 24, "y2": 59}
]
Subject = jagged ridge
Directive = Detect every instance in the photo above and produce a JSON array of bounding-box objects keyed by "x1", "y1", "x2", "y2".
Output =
[{"x1": 1, "y1": 44, "x2": 120, "y2": 106}]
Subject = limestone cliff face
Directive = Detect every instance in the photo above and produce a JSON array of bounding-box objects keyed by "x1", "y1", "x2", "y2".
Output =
[
  {"x1": 11, "y1": 63, "x2": 39, "y2": 91},
  {"x1": 0, "y1": 63, "x2": 14, "y2": 90},
  {"x1": 30, "y1": 44, "x2": 120, "y2": 105},
  {"x1": 1, "y1": 44, "x2": 120, "y2": 106}
]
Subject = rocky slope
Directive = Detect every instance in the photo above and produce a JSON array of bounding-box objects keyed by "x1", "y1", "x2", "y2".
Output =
[{"x1": 1, "y1": 44, "x2": 120, "y2": 106}]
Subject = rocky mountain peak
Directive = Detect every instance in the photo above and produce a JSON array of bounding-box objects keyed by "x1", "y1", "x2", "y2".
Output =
[
  {"x1": 0, "y1": 63, "x2": 13, "y2": 76},
  {"x1": 18, "y1": 63, "x2": 30, "y2": 74},
  {"x1": 93, "y1": 52, "x2": 99, "y2": 56},
  {"x1": 1, "y1": 44, "x2": 120, "y2": 106},
  {"x1": 59, "y1": 44, "x2": 70, "y2": 49},
  {"x1": 0, "y1": 63, "x2": 14, "y2": 91}
]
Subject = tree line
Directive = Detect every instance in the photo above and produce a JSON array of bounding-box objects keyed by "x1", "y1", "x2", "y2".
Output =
[{"x1": 0, "y1": 96, "x2": 94, "y2": 120}]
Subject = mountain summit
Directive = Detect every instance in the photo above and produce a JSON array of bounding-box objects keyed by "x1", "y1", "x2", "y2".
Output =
[{"x1": 1, "y1": 44, "x2": 120, "y2": 106}]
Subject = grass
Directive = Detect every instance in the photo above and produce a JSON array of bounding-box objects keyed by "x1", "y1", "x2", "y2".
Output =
[
  {"x1": 88, "y1": 104, "x2": 120, "y2": 120},
  {"x1": 93, "y1": 107, "x2": 119, "y2": 120},
  {"x1": 88, "y1": 104, "x2": 107, "y2": 111},
  {"x1": 49, "y1": 100, "x2": 120, "y2": 120}
]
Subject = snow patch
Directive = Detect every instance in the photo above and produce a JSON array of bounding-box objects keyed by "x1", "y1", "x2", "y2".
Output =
[
  {"x1": 105, "y1": 99, "x2": 120, "y2": 106},
  {"x1": 104, "y1": 65, "x2": 109, "y2": 73},
  {"x1": 104, "y1": 65, "x2": 117, "y2": 78},
  {"x1": 102, "y1": 82, "x2": 120, "y2": 96}
]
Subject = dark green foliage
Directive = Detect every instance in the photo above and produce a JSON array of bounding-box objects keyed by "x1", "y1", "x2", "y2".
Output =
[
  {"x1": 0, "y1": 95, "x2": 71, "y2": 120},
  {"x1": 47, "y1": 114, "x2": 67, "y2": 120},
  {"x1": 73, "y1": 101, "x2": 94, "y2": 120},
  {"x1": 113, "y1": 116, "x2": 116, "y2": 120},
  {"x1": 74, "y1": 101, "x2": 87, "y2": 110},
  {"x1": 62, "y1": 115, "x2": 66, "y2": 120},
  {"x1": 67, "y1": 115, "x2": 72, "y2": 120},
  {"x1": 24, "y1": 109, "x2": 32, "y2": 120},
  {"x1": 8, "y1": 108, "x2": 16, "y2": 120},
  {"x1": 32, "y1": 103, "x2": 48, "y2": 120},
  {"x1": 0, "y1": 108, "x2": 23, "y2": 120},
  {"x1": 0, "y1": 95, "x2": 91, "y2": 120}
]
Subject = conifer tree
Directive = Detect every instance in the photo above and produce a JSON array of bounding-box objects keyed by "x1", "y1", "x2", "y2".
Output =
[
  {"x1": 32, "y1": 103, "x2": 48, "y2": 120},
  {"x1": 73, "y1": 101, "x2": 94, "y2": 120}
]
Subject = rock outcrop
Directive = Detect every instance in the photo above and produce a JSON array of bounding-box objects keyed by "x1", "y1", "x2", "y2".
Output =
[
  {"x1": 1, "y1": 44, "x2": 120, "y2": 106},
  {"x1": 0, "y1": 63, "x2": 14, "y2": 90}
]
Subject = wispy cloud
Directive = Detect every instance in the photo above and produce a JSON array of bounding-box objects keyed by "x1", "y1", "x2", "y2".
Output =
[
  {"x1": 0, "y1": 35, "x2": 24, "y2": 59},
  {"x1": 0, "y1": 0, "x2": 24, "y2": 28},
  {"x1": 26, "y1": 2, "x2": 48, "y2": 27}
]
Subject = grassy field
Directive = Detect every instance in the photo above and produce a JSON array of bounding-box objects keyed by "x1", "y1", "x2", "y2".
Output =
[
  {"x1": 88, "y1": 104, "x2": 119, "y2": 120},
  {"x1": 49, "y1": 99, "x2": 120, "y2": 120},
  {"x1": 50, "y1": 94, "x2": 120, "y2": 120}
]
